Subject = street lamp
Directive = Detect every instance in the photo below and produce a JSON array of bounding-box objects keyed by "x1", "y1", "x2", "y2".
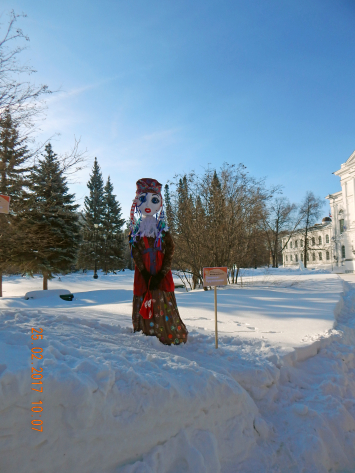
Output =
[{"x1": 93, "y1": 224, "x2": 99, "y2": 279}]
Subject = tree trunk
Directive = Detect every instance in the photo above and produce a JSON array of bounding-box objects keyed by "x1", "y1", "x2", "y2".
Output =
[
  {"x1": 43, "y1": 272, "x2": 48, "y2": 290},
  {"x1": 0, "y1": 271, "x2": 2, "y2": 297},
  {"x1": 304, "y1": 233, "x2": 308, "y2": 268},
  {"x1": 192, "y1": 273, "x2": 198, "y2": 290},
  {"x1": 274, "y1": 252, "x2": 279, "y2": 268},
  {"x1": 235, "y1": 267, "x2": 240, "y2": 284}
]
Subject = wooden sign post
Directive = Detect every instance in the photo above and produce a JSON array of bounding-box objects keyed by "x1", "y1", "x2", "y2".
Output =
[
  {"x1": 0, "y1": 195, "x2": 10, "y2": 214},
  {"x1": 203, "y1": 267, "x2": 228, "y2": 348}
]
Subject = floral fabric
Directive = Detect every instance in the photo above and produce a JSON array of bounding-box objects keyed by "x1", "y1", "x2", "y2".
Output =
[{"x1": 132, "y1": 290, "x2": 188, "y2": 345}]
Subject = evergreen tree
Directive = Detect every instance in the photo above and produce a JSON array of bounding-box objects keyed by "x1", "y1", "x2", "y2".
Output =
[
  {"x1": 100, "y1": 176, "x2": 125, "y2": 273},
  {"x1": 0, "y1": 112, "x2": 30, "y2": 199},
  {"x1": 17, "y1": 143, "x2": 81, "y2": 289},
  {"x1": 0, "y1": 112, "x2": 31, "y2": 295},
  {"x1": 164, "y1": 184, "x2": 173, "y2": 231},
  {"x1": 122, "y1": 223, "x2": 135, "y2": 270},
  {"x1": 77, "y1": 158, "x2": 105, "y2": 274},
  {"x1": 84, "y1": 157, "x2": 105, "y2": 227},
  {"x1": 206, "y1": 170, "x2": 226, "y2": 267}
]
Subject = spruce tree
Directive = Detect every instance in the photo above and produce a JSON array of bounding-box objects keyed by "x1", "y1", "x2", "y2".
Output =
[
  {"x1": 0, "y1": 112, "x2": 30, "y2": 198},
  {"x1": 18, "y1": 143, "x2": 81, "y2": 289},
  {"x1": 0, "y1": 112, "x2": 31, "y2": 295},
  {"x1": 101, "y1": 176, "x2": 125, "y2": 273},
  {"x1": 77, "y1": 158, "x2": 105, "y2": 275},
  {"x1": 84, "y1": 157, "x2": 105, "y2": 227},
  {"x1": 164, "y1": 184, "x2": 173, "y2": 231}
]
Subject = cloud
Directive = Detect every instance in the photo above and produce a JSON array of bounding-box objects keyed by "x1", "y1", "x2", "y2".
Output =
[
  {"x1": 45, "y1": 75, "x2": 121, "y2": 106},
  {"x1": 119, "y1": 127, "x2": 181, "y2": 155}
]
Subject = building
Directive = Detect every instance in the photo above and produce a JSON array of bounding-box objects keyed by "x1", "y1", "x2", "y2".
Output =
[{"x1": 282, "y1": 150, "x2": 355, "y2": 272}]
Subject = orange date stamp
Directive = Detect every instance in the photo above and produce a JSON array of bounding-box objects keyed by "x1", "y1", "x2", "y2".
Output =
[{"x1": 31, "y1": 327, "x2": 44, "y2": 432}]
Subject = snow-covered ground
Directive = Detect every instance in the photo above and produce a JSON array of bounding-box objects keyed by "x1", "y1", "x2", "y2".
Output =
[{"x1": 1, "y1": 268, "x2": 355, "y2": 472}]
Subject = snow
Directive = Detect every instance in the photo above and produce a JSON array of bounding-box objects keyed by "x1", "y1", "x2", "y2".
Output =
[{"x1": 1, "y1": 268, "x2": 355, "y2": 472}]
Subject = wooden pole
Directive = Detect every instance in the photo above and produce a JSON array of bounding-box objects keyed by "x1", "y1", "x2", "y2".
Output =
[{"x1": 214, "y1": 286, "x2": 218, "y2": 348}]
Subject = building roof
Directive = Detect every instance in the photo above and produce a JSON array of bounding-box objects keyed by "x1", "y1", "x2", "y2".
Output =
[
  {"x1": 334, "y1": 150, "x2": 355, "y2": 177},
  {"x1": 282, "y1": 220, "x2": 332, "y2": 239},
  {"x1": 345, "y1": 150, "x2": 355, "y2": 165},
  {"x1": 325, "y1": 191, "x2": 342, "y2": 200}
]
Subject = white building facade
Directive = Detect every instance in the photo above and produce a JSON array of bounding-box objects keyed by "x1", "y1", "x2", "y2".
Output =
[{"x1": 282, "y1": 151, "x2": 355, "y2": 272}]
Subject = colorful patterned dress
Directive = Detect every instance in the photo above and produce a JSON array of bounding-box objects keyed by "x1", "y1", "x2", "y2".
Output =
[{"x1": 130, "y1": 231, "x2": 188, "y2": 345}]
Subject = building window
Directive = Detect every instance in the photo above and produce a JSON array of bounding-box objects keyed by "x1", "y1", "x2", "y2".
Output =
[
  {"x1": 307, "y1": 253, "x2": 309, "y2": 261},
  {"x1": 326, "y1": 251, "x2": 330, "y2": 260},
  {"x1": 318, "y1": 236, "x2": 322, "y2": 245},
  {"x1": 326, "y1": 234, "x2": 329, "y2": 243},
  {"x1": 290, "y1": 255, "x2": 293, "y2": 261},
  {"x1": 301, "y1": 253, "x2": 303, "y2": 261},
  {"x1": 319, "y1": 252, "x2": 322, "y2": 260},
  {"x1": 295, "y1": 254, "x2": 298, "y2": 262},
  {"x1": 300, "y1": 240, "x2": 303, "y2": 247},
  {"x1": 340, "y1": 219, "x2": 344, "y2": 233},
  {"x1": 286, "y1": 255, "x2": 288, "y2": 262},
  {"x1": 312, "y1": 252, "x2": 315, "y2": 261},
  {"x1": 290, "y1": 241, "x2": 293, "y2": 249},
  {"x1": 312, "y1": 237, "x2": 315, "y2": 245},
  {"x1": 295, "y1": 240, "x2": 298, "y2": 248},
  {"x1": 342, "y1": 245, "x2": 346, "y2": 258}
]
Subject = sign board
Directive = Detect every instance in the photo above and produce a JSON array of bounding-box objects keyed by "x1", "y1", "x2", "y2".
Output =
[
  {"x1": 0, "y1": 195, "x2": 10, "y2": 214},
  {"x1": 203, "y1": 267, "x2": 228, "y2": 287}
]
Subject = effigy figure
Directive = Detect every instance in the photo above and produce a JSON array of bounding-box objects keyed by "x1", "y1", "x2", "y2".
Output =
[{"x1": 129, "y1": 178, "x2": 188, "y2": 345}]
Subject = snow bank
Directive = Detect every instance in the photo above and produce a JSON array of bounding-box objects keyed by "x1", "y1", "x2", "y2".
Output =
[
  {"x1": 0, "y1": 310, "x2": 261, "y2": 473},
  {"x1": 1, "y1": 270, "x2": 355, "y2": 472}
]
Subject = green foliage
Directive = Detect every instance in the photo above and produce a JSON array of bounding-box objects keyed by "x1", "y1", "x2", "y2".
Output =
[
  {"x1": 16, "y1": 143, "x2": 81, "y2": 276},
  {"x1": 77, "y1": 163, "x2": 125, "y2": 273},
  {"x1": 0, "y1": 112, "x2": 30, "y2": 199},
  {"x1": 84, "y1": 157, "x2": 105, "y2": 227},
  {"x1": 164, "y1": 184, "x2": 173, "y2": 231},
  {"x1": 0, "y1": 112, "x2": 31, "y2": 274},
  {"x1": 100, "y1": 176, "x2": 125, "y2": 273}
]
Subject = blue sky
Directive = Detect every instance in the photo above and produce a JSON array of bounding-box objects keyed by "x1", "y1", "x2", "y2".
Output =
[{"x1": 2, "y1": 0, "x2": 355, "y2": 217}]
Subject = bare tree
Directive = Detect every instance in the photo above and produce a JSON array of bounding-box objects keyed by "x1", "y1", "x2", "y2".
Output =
[
  {"x1": 168, "y1": 164, "x2": 274, "y2": 289},
  {"x1": 298, "y1": 191, "x2": 324, "y2": 268},
  {"x1": 34, "y1": 136, "x2": 88, "y2": 178},
  {"x1": 0, "y1": 10, "x2": 50, "y2": 128},
  {"x1": 261, "y1": 197, "x2": 299, "y2": 267}
]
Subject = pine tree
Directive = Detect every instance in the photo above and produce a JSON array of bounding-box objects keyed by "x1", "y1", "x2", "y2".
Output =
[
  {"x1": 77, "y1": 158, "x2": 105, "y2": 275},
  {"x1": 122, "y1": 223, "x2": 135, "y2": 270},
  {"x1": 100, "y1": 176, "x2": 125, "y2": 273},
  {"x1": 84, "y1": 157, "x2": 105, "y2": 227},
  {"x1": 164, "y1": 184, "x2": 173, "y2": 231},
  {"x1": 17, "y1": 143, "x2": 81, "y2": 289},
  {"x1": 0, "y1": 112, "x2": 31, "y2": 295},
  {"x1": 207, "y1": 170, "x2": 225, "y2": 267},
  {"x1": 0, "y1": 112, "x2": 30, "y2": 198}
]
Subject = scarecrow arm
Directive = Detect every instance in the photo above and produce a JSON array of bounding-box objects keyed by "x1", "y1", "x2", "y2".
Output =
[{"x1": 160, "y1": 232, "x2": 174, "y2": 277}]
